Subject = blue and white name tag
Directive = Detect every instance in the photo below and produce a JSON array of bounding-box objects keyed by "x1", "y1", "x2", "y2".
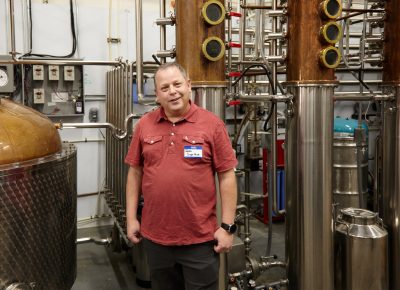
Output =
[{"x1": 184, "y1": 146, "x2": 203, "y2": 158}]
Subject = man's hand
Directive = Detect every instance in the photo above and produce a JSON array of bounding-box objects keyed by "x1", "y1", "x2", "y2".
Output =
[
  {"x1": 213, "y1": 227, "x2": 234, "y2": 253},
  {"x1": 127, "y1": 219, "x2": 142, "y2": 244}
]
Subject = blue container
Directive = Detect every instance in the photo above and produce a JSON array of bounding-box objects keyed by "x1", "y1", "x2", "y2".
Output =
[{"x1": 334, "y1": 117, "x2": 368, "y2": 136}]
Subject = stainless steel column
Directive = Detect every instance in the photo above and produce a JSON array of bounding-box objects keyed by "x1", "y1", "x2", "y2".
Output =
[
  {"x1": 285, "y1": 84, "x2": 334, "y2": 290},
  {"x1": 193, "y1": 87, "x2": 226, "y2": 121},
  {"x1": 381, "y1": 86, "x2": 400, "y2": 290}
]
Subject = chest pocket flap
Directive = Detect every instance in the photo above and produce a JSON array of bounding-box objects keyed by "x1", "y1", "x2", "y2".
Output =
[
  {"x1": 144, "y1": 135, "x2": 163, "y2": 145},
  {"x1": 183, "y1": 135, "x2": 204, "y2": 145}
]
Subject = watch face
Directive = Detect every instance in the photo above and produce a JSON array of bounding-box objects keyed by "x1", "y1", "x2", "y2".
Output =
[
  {"x1": 0, "y1": 69, "x2": 9, "y2": 87},
  {"x1": 222, "y1": 222, "x2": 237, "y2": 234}
]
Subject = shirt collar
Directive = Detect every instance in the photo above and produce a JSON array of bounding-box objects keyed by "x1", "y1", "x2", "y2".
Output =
[{"x1": 156, "y1": 100, "x2": 198, "y2": 124}]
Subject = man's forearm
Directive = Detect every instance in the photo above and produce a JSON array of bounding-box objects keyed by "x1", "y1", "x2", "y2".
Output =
[
  {"x1": 126, "y1": 166, "x2": 143, "y2": 222},
  {"x1": 218, "y1": 169, "x2": 238, "y2": 225}
]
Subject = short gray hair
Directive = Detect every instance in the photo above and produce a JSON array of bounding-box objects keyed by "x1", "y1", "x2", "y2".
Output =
[{"x1": 153, "y1": 62, "x2": 189, "y2": 89}]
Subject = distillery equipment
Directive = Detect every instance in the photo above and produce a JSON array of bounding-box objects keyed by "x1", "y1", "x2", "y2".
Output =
[
  {"x1": 0, "y1": 98, "x2": 77, "y2": 290},
  {"x1": 2, "y1": 0, "x2": 398, "y2": 289},
  {"x1": 335, "y1": 208, "x2": 388, "y2": 290},
  {"x1": 333, "y1": 118, "x2": 368, "y2": 209}
]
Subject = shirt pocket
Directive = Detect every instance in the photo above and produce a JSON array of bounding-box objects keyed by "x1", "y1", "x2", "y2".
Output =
[
  {"x1": 143, "y1": 135, "x2": 163, "y2": 165},
  {"x1": 182, "y1": 135, "x2": 209, "y2": 164}
]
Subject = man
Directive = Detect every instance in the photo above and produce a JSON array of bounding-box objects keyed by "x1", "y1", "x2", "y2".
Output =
[{"x1": 125, "y1": 62, "x2": 237, "y2": 290}]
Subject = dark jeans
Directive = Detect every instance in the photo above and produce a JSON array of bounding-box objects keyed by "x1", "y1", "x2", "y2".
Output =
[{"x1": 143, "y1": 239, "x2": 219, "y2": 290}]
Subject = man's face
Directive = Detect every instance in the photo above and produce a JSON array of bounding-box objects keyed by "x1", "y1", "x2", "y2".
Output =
[{"x1": 155, "y1": 66, "x2": 192, "y2": 119}]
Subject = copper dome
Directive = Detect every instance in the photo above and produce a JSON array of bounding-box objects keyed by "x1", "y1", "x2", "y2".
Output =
[{"x1": 0, "y1": 98, "x2": 61, "y2": 165}]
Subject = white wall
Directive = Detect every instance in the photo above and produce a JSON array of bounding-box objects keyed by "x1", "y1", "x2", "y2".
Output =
[{"x1": 1, "y1": 0, "x2": 176, "y2": 228}]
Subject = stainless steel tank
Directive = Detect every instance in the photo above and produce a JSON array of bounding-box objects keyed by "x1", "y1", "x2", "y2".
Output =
[
  {"x1": 0, "y1": 99, "x2": 77, "y2": 290},
  {"x1": 0, "y1": 143, "x2": 77, "y2": 290},
  {"x1": 335, "y1": 208, "x2": 388, "y2": 290},
  {"x1": 333, "y1": 133, "x2": 368, "y2": 210}
]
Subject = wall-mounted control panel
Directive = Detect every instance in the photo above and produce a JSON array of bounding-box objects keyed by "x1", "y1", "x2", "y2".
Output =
[{"x1": 23, "y1": 63, "x2": 84, "y2": 116}]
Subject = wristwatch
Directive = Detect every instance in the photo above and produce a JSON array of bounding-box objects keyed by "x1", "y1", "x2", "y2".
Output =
[{"x1": 221, "y1": 222, "x2": 237, "y2": 234}]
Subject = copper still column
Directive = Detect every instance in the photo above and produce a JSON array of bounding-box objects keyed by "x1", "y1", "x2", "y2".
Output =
[
  {"x1": 175, "y1": 2, "x2": 227, "y2": 289},
  {"x1": 285, "y1": 0, "x2": 338, "y2": 289},
  {"x1": 175, "y1": 0, "x2": 227, "y2": 119},
  {"x1": 381, "y1": 1, "x2": 400, "y2": 289}
]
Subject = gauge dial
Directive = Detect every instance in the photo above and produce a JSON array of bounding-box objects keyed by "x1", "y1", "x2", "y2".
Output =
[{"x1": 0, "y1": 68, "x2": 9, "y2": 87}]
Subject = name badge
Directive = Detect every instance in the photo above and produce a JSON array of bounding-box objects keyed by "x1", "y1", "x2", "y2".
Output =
[{"x1": 184, "y1": 146, "x2": 203, "y2": 158}]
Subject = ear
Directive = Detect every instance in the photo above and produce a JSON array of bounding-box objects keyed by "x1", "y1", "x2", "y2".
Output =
[{"x1": 187, "y1": 79, "x2": 191, "y2": 89}]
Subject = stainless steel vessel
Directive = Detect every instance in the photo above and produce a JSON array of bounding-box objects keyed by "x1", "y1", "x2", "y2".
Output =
[
  {"x1": 333, "y1": 135, "x2": 368, "y2": 209},
  {"x1": 0, "y1": 143, "x2": 77, "y2": 290},
  {"x1": 285, "y1": 84, "x2": 334, "y2": 290},
  {"x1": 335, "y1": 208, "x2": 388, "y2": 290}
]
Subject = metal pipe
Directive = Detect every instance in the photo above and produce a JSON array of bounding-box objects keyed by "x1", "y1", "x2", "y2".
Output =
[
  {"x1": 271, "y1": 0, "x2": 278, "y2": 216},
  {"x1": 261, "y1": 260, "x2": 286, "y2": 270},
  {"x1": 238, "y1": 0, "x2": 246, "y2": 94},
  {"x1": 8, "y1": 0, "x2": 17, "y2": 59},
  {"x1": 334, "y1": 93, "x2": 393, "y2": 102},
  {"x1": 236, "y1": 204, "x2": 251, "y2": 257},
  {"x1": 135, "y1": 0, "x2": 144, "y2": 101},
  {"x1": 57, "y1": 113, "x2": 141, "y2": 140},
  {"x1": 238, "y1": 93, "x2": 292, "y2": 102},
  {"x1": 0, "y1": 58, "x2": 122, "y2": 66},
  {"x1": 159, "y1": 0, "x2": 167, "y2": 64},
  {"x1": 76, "y1": 237, "x2": 112, "y2": 245},
  {"x1": 156, "y1": 49, "x2": 176, "y2": 58},
  {"x1": 227, "y1": 0, "x2": 233, "y2": 95}
]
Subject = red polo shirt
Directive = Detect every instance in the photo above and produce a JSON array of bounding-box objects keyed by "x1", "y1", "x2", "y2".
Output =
[{"x1": 125, "y1": 103, "x2": 238, "y2": 245}]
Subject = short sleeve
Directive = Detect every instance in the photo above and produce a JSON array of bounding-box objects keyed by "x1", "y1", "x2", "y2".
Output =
[
  {"x1": 212, "y1": 121, "x2": 238, "y2": 172},
  {"x1": 125, "y1": 120, "x2": 143, "y2": 166}
]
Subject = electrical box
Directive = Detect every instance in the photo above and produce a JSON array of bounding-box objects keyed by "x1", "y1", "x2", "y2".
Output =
[
  {"x1": 33, "y1": 88, "x2": 45, "y2": 104},
  {"x1": 23, "y1": 63, "x2": 84, "y2": 116},
  {"x1": 48, "y1": 65, "x2": 59, "y2": 81},
  {"x1": 33, "y1": 65, "x2": 44, "y2": 81},
  {"x1": 0, "y1": 55, "x2": 14, "y2": 94},
  {"x1": 64, "y1": 66, "x2": 75, "y2": 81}
]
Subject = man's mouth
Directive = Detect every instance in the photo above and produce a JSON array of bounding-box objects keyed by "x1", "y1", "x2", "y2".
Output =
[{"x1": 169, "y1": 96, "x2": 181, "y2": 102}]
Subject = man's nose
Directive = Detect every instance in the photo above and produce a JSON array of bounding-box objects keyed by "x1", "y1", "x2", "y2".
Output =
[{"x1": 168, "y1": 85, "x2": 177, "y2": 94}]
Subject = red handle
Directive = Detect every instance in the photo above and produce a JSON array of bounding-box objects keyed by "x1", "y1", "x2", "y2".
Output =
[
  {"x1": 228, "y1": 42, "x2": 241, "y2": 48},
  {"x1": 229, "y1": 11, "x2": 242, "y2": 17}
]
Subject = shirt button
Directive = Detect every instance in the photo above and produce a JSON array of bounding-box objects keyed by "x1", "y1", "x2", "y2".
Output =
[
  {"x1": 172, "y1": 123, "x2": 176, "y2": 127},
  {"x1": 171, "y1": 132, "x2": 175, "y2": 136},
  {"x1": 170, "y1": 142, "x2": 174, "y2": 145},
  {"x1": 192, "y1": 141, "x2": 195, "y2": 144},
  {"x1": 150, "y1": 141, "x2": 154, "y2": 144}
]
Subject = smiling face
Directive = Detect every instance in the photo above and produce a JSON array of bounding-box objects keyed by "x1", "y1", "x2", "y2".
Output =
[{"x1": 154, "y1": 65, "x2": 192, "y2": 120}]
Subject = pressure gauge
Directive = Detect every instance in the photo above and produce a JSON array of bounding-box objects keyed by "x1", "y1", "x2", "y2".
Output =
[{"x1": 0, "y1": 68, "x2": 9, "y2": 87}]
